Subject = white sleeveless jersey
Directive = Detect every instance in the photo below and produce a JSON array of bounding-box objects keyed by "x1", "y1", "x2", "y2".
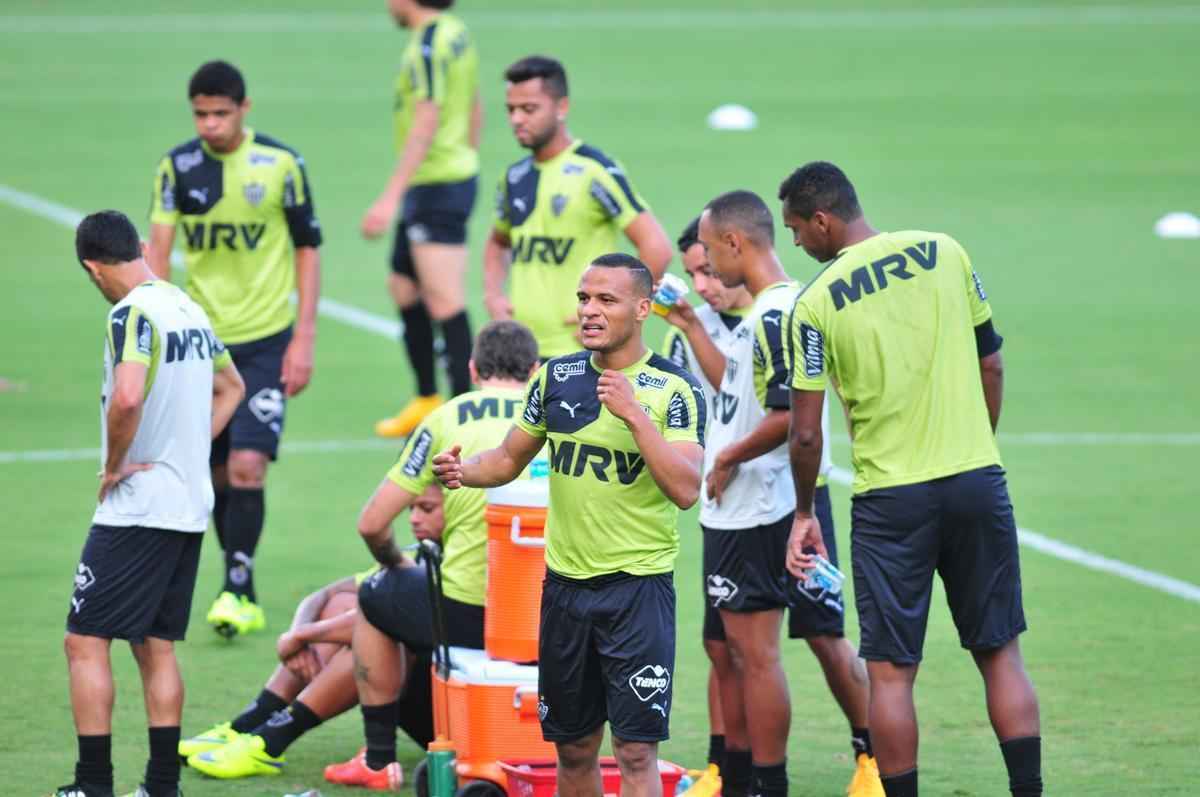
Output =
[
  {"x1": 661, "y1": 302, "x2": 750, "y2": 411},
  {"x1": 93, "y1": 280, "x2": 229, "y2": 532},
  {"x1": 701, "y1": 282, "x2": 832, "y2": 530}
]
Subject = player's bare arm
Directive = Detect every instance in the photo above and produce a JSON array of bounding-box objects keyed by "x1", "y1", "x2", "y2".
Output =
[
  {"x1": 362, "y1": 100, "x2": 441, "y2": 239},
  {"x1": 786, "y1": 388, "x2": 829, "y2": 576},
  {"x1": 357, "y1": 478, "x2": 423, "y2": 569},
  {"x1": 282, "y1": 245, "x2": 320, "y2": 397},
  {"x1": 483, "y1": 228, "x2": 514, "y2": 319},
  {"x1": 980, "y1": 350, "x2": 1004, "y2": 432},
  {"x1": 432, "y1": 425, "x2": 544, "y2": 490},
  {"x1": 598, "y1": 369, "x2": 703, "y2": 509},
  {"x1": 99, "y1": 361, "x2": 153, "y2": 502},
  {"x1": 211, "y1": 359, "x2": 245, "y2": 439},
  {"x1": 624, "y1": 212, "x2": 673, "y2": 281},
  {"x1": 707, "y1": 409, "x2": 789, "y2": 506},
  {"x1": 147, "y1": 223, "x2": 176, "y2": 280},
  {"x1": 663, "y1": 299, "x2": 727, "y2": 399},
  {"x1": 469, "y1": 91, "x2": 483, "y2": 149}
]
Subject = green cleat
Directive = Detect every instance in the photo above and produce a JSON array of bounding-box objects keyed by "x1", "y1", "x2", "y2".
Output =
[
  {"x1": 178, "y1": 721, "x2": 239, "y2": 759},
  {"x1": 119, "y1": 786, "x2": 181, "y2": 796},
  {"x1": 188, "y1": 733, "x2": 284, "y2": 779},
  {"x1": 237, "y1": 595, "x2": 266, "y2": 633},
  {"x1": 205, "y1": 591, "x2": 246, "y2": 638}
]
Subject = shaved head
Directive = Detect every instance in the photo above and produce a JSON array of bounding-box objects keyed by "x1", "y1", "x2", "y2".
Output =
[{"x1": 703, "y1": 189, "x2": 775, "y2": 248}]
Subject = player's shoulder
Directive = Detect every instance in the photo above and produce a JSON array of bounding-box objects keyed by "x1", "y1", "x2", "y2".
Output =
[
  {"x1": 756, "y1": 281, "x2": 800, "y2": 316},
  {"x1": 249, "y1": 131, "x2": 306, "y2": 166},
  {"x1": 503, "y1": 154, "x2": 535, "y2": 186},
  {"x1": 571, "y1": 142, "x2": 626, "y2": 177},
  {"x1": 160, "y1": 137, "x2": 204, "y2": 171},
  {"x1": 431, "y1": 11, "x2": 470, "y2": 39}
]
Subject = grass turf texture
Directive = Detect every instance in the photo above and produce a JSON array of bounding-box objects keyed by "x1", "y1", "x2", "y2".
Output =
[{"x1": 2, "y1": 1, "x2": 1198, "y2": 794}]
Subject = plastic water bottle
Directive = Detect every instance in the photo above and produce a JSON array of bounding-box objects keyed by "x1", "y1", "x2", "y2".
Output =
[
  {"x1": 801, "y1": 554, "x2": 845, "y2": 595},
  {"x1": 530, "y1": 457, "x2": 550, "y2": 479},
  {"x1": 675, "y1": 775, "x2": 695, "y2": 794},
  {"x1": 651, "y1": 274, "x2": 690, "y2": 317}
]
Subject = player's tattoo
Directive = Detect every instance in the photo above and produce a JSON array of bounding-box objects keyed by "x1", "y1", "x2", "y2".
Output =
[
  {"x1": 367, "y1": 534, "x2": 403, "y2": 568},
  {"x1": 353, "y1": 652, "x2": 370, "y2": 684}
]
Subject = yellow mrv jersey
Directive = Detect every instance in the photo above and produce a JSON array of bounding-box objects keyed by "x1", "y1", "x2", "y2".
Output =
[
  {"x1": 388, "y1": 386, "x2": 531, "y2": 607},
  {"x1": 150, "y1": 128, "x2": 322, "y2": 345},
  {"x1": 394, "y1": 12, "x2": 479, "y2": 185},
  {"x1": 495, "y1": 141, "x2": 650, "y2": 358},
  {"x1": 516, "y1": 350, "x2": 705, "y2": 580},
  {"x1": 789, "y1": 231, "x2": 1000, "y2": 494}
]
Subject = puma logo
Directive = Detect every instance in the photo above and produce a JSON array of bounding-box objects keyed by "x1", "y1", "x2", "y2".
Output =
[
  {"x1": 560, "y1": 400, "x2": 582, "y2": 419},
  {"x1": 188, "y1": 188, "x2": 209, "y2": 204},
  {"x1": 513, "y1": 197, "x2": 527, "y2": 212}
]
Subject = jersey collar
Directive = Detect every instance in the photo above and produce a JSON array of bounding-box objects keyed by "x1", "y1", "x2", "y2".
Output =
[
  {"x1": 535, "y1": 138, "x2": 581, "y2": 169},
  {"x1": 202, "y1": 127, "x2": 253, "y2": 160},
  {"x1": 588, "y1": 346, "x2": 653, "y2": 375}
]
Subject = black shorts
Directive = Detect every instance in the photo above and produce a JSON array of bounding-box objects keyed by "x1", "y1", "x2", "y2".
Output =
[
  {"x1": 538, "y1": 571, "x2": 676, "y2": 744},
  {"x1": 852, "y1": 465, "x2": 1027, "y2": 665},
  {"x1": 211, "y1": 327, "x2": 291, "y2": 464},
  {"x1": 390, "y1": 176, "x2": 478, "y2": 278},
  {"x1": 67, "y1": 524, "x2": 203, "y2": 643},
  {"x1": 702, "y1": 486, "x2": 844, "y2": 641},
  {"x1": 357, "y1": 564, "x2": 484, "y2": 652}
]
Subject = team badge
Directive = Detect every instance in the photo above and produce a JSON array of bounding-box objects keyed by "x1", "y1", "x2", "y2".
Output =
[
  {"x1": 551, "y1": 193, "x2": 569, "y2": 217},
  {"x1": 243, "y1": 182, "x2": 267, "y2": 207}
]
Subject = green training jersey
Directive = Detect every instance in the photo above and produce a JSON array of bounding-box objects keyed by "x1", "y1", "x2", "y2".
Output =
[
  {"x1": 788, "y1": 231, "x2": 1000, "y2": 494},
  {"x1": 495, "y1": 141, "x2": 650, "y2": 358},
  {"x1": 394, "y1": 12, "x2": 479, "y2": 186},
  {"x1": 515, "y1": 349, "x2": 705, "y2": 579},
  {"x1": 150, "y1": 128, "x2": 322, "y2": 345},
  {"x1": 387, "y1": 386, "x2": 529, "y2": 606}
]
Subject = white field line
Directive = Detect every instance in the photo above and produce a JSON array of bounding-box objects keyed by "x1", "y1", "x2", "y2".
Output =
[
  {"x1": 3, "y1": 184, "x2": 1199, "y2": 604},
  {"x1": 0, "y1": 438, "x2": 398, "y2": 465},
  {"x1": 2, "y1": 7, "x2": 1200, "y2": 34}
]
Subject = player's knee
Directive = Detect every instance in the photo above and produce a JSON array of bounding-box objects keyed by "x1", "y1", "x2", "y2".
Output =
[
  {"x1": 388, "y1": 274, "x2": 419, "y2": 308},
  {"x1": 422, "y1": 291, "x2": 464, "y2": 321},
  {"x1": 227, "y1": 449, "x2": 267, "y2": 487},
  {"x1": 321, "y1": 590, "x2": 358, "y2": 621},
  {"x1": 805, "y1": 633, "x2": 848, "y2": 665},
  {"x1": 611, "y1": 737, "x2": 657, "y2": 774},
  {"x1": 556, "y1": 738, "x2": 599, "y2": 773},
  {"x1": 64, "y1": 632, "x2": 105, "y2": 663}
]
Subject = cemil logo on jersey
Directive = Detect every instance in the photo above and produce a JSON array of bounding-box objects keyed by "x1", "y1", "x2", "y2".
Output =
[
  {"x1": 799, "y1": 324, "x2": 824, "y2": 378},
  {"x1": 552, "y1": 360, "x2": 586, "y2": 382},
  {"x1": 628, "y1": 665, "x2": 671, "y2": 702},
  {"x1": 635, "y1": 372, "x2": 668, "y2": 390},
  {"x1": 706, "y1": 574, "x2": 738, "y2": 606},
  {"x1": 174, "y1": 149, "x2": 203, "y2": 174},
  {"x1": 828, "y1": 240, "x2": 938, "y2": 310}
]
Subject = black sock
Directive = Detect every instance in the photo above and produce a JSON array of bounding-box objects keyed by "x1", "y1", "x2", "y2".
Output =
[
  {"x1": 881, "y1": 768, "x2": 918, "y2": 797},
  {"x1": 231, "y1": 688, "x2": 289, "y2": 733},
  {"x1": 723, "y1": 749, "x2": 752, "y2": 797},
  {"x1": 707, "y1": 733, "x2": 725, "y2": 767},
  {"x1": 256, "y1": 700, "x2": 323, "y2": 757},
  {"x1": 851, "y1": 726, "x2": 873, "y2": 758},
  {"x1": 362, "y1": 701, "x2": 399, "y2": 771},
  {"x1": 751, "y1": 759, "x2": 787, "y2": 797},
  {"x1": 439, "y1": 310, "x2": 472, "y2": 396},
  {"x1": 212, "y1": 487, "x2": 229, "y2": 550},
  {"x1": 144, "y1": 726, "x2": 181, "y2": 796},
  {"x1": 1000, "y1": 736, "x2": 1043, "y2": 796},
  {"x1": 401, "y1": 304, "x2": 437, "y2": 396},
  {"x1": 74, "y1": 734, "x2": 113, "y2": 791},
  {"x1": 222, "y1": 486, "x2": 264, "y2": 601}
]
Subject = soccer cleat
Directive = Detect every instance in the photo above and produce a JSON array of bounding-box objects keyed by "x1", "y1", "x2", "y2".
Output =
[
  {"x1": 324, "y1": 748, "x2": 404, "y2": 790},
  {"x1": 49, "y1": 784, "x2": 113, "y2": 797},
  {"x1": 119, "y1": 787, "x2": 182, "y2": 797},
  {"x1": 237, "y1": 595, "x2": 266, "y2": 633},
  {"x1": 206, "y1": 591, "x2": 246, "y2": 638},
  {"x1": 178, "y1": 721, "x2": 240, "y2": 759},
  {"x1": 188, "y1": 733, "x2": 283, "y2": 779},
  {"x1": 681, "y1": 763, "x2": 722, "y2": 797},
  {"x1": 846, "y1": 753, "x2": 885, "y2": 797},
  {"x1": 374, "y1": 395, "x2": 443, "y2": 438}
]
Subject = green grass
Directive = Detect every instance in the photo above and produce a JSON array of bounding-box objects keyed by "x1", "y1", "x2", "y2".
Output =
[{"x1": 2, "y1": 1, "x2": 1199, "y2": 794}]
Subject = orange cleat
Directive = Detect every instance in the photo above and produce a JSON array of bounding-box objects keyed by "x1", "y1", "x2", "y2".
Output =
[{"x1": 324, "y1": 748, "x2": 404, "y2": 791}]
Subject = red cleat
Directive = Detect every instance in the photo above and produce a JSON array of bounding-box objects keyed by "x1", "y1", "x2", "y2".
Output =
[{"x1": 324, "y1": 748, "x2": 404, "y2": 791}]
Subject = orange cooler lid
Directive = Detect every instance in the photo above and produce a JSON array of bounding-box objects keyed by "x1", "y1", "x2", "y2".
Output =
[{"x1": 486, "y1": 478, "x2": 548, "y2": 509}]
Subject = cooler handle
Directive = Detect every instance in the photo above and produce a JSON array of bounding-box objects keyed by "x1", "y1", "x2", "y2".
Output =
[
  {"x1": 514, "y1": 686, "x2": 540, "y2": 716},
  {"x1": 510, "y1": 515, "x2": 546, "y2": 549}
]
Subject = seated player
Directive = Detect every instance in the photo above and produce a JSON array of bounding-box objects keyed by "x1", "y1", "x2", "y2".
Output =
[
  {"x1": 179, "y1": 484, "x2": 444, "y2": 779},
  {"x1": 325, "y1": 320, "x2": 541, "y2": 791}
]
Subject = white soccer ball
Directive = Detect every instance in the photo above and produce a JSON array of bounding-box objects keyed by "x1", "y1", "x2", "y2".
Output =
[
  {"x1": 1153, "y1": 211, "x2": 1200, "y2": 239},
  {"x1": 707, "y1": 104, "x2": 758, "y2": 131}
]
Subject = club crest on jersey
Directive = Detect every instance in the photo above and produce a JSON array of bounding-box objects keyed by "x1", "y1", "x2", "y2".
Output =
[
  {"x1": 635, "y1": 372, "x2": 668, "y2": 390},
  {"x1": 243, "y1": 182, "x2": 267, "y2": 207},
  {"x1": 551, "y1": 193, "x2": 569, "y2": 217},
  {"x1": 136, "y1": 316, "x2": 153, "y2": 355},
  {"x1": 726, "y1": 358, "x2": 738, "y2": 380},
  {"x1": 553, "y1": 360, "x2": 585, "y2": 382},
  {"x1": 174, "y1": 148, "x2": 203, "y2": 174}
]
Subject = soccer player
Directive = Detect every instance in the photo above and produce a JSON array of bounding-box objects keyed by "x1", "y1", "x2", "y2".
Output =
[
  {"x1": 781, "y1": 162, "x2": 1042, "y2": 797},
  {"x1": 433, "y1": 254, "x2": 705, "y2": 797},
  {"x1": 367, "y1": 0, "x2": 483, "y2": 438},
  {"x1": 177, "y1": 485, "x2": 444, "y2": 780},
  {"x1": 328, "y1": 320, "x2": 541, "y2": 790},
  {"x1": 147, "y1": 60, "x2": 323, "y2": 636},
  {"x1": 692, "y1": 191, "x2": 879, "y2": 797},
  {"x1": 55, "y1": 210, "x2": 244, "y2": 797},
  {"x1": 484, "y1": 56, "x2": 672, "y2": 359}
]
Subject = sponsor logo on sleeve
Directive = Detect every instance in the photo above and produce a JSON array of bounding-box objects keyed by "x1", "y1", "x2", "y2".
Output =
[
  {"x1": 401, "y1": 429, "x2": 434, "y2": 477},
  {"x1": 666, "y1": 391, "x2": 690, "y2": 430},
  {"x1": 799, "y1": 323, "x2": 824, "y2": 378},
  {"x1": 972, "y1": 270, "x2": 988, "y2": 300},
  {"x1": 522, "y1": 381, "x2": 543, "y2": 426}
]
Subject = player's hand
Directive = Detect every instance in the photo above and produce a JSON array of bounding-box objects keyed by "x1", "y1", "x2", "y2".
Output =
[
  {"x1": 597, "y1": 370, "x2": 639, "y2": 424},
  {"x1": 283, "y1": 647, "x2": 322, "y2": 682},
  {"x1": 431, "y1": 445, "x2": 464, "y2": 489},
  {"x1": 361, "y1": 196, "x2": 398, "y2": 240},
  {"x1": 664, "y1": 297, "x2": 698, "y2": 331},
  {"x1": 485, "y1": 292, "x2": 514, "y2": 320},
  {"x1": 704, "y1": 450, "x2": 737, "y2": 506},
  {"x1": 281, "y1": 335, "x2": 314, "y2": 398},
  {"x1": 97, "y1": 462, "x2": 153, "y2": 502},
  {"x1": 786, "y1": 512, "x2": 829, "y2": 578},
  {"x1": 276, "y1": 629, "x2": 305, "y2": 662}
]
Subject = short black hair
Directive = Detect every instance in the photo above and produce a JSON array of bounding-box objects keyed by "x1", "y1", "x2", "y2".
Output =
[
  {"x1": 504, "y1": 55, "x2": 568, "y2": 99},
  {"x1": 704, "y1": 189, "x2": 775, "y2": 246},
  {"x1": 677, "y1": 216, "x2": 701, "y2": 253},
  {"x1": 590, "y1": 252, "x2": 653, "y2": 298},
  {"x1": 778, "y1": 161, "x2": 862, "y2": 222},
  {"x1": 188, "y1": 60, "x2": 246, "y2": 103},
  {"x1": 76, "y1": 210, "x2": 140, "y2": 267},
  {"x1": 473, "y1": 320, "x2": 539, "y2": 382},
  {"x1": 416, "y1": 0, "x2": 454, "y2": 7}
]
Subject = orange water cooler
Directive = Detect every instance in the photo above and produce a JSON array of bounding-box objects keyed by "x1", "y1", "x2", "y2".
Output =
[{"x1": 483, "y1": 479, "x2": 548, "y2": 664}]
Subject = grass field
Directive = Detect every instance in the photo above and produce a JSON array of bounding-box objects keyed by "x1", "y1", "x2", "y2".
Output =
[{"x1": 2, "y1": 1, "x2": 1199, "y2": 795}]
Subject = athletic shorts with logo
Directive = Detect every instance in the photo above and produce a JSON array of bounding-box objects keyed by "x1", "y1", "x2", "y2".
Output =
[
  {"x1": 703, "y1": 485, "x2": 844, "y2": 640},
  {"x1": 67, "y1": 524, "x2": 202, "y2": 642},
  {"x1": 852, "y1": 464, "x2": 1027, "y2": 665},
  {"x1": 211, "y1": 326, "x2": 291, "y2": 463},
  {"x1": 390, "y1": 176, "x2": 478, "y2": 277},
  {"x1": 538, "y1": 571, "x2": 675, "y2": 744}
]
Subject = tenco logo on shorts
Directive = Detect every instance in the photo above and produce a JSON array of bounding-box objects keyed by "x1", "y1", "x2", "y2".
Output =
[
  {"x1": 628, "y1": 664, "x2": 671, "y2": 702},
  {"x1": 74, "y1": 563, "x2": 96, "y2": 593},
  {"x1": 402, "y1": 429, "x2": 434, "y2": 477},
  {"x1": 800, "y1": 323, "x2": 824, "y2": 378},
  {"x1": 249, "y1": 387, "x2": 285, "y2": 425},
  {"x1": 706, "y1": 574, "x2": 738, "y2": 606},
  {"x1": 553, "y1": 360, "x2": 585, "y2": 383},
  {"x1": 635, "y1": 372, "x2": 668, "y2": 390}
]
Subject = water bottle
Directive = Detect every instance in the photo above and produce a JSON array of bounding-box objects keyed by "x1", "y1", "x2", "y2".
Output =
[
  {"x1": 427, "y1": 739, "x2": 458, "y2": 797},
  {"x1": 801, "y1": 554, "x2": 845, "y2": 596},
  {"x1": 651, "y1": 274, "x2": 690, "y2": 317}
]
